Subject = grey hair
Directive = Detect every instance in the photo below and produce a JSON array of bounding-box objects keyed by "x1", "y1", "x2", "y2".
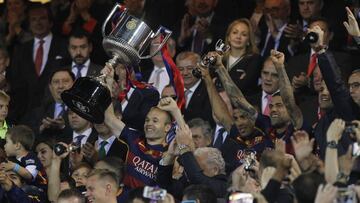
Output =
[
  {"x1": 187, "y1": 118, "x2": 213, "y2": 141},
  {"x1": 194, "y1": 147, "x2": 226, "y2": 175}
]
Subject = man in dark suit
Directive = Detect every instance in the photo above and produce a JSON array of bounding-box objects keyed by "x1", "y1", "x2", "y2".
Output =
[
  {"x1": 59, "y1": 110, "x2": 98, "y2": 145},
  {"x1": 83, "y1": 123, "x2": 128, "y2": 163},
  {"x1": 258, "y1": 0, "x2": 293, "y2": 59},
  {"x1": 176, "y1": 51, "x2": 214, "y2": 126},
  {"x1": 175, "y1": 0, "x2": 227, "y2": 56},
  {"x1": 67, "y1": 29, "x2": 102, "y2": 79},
  {"x1": 22, "y1": 68, "x2": 75, "y2": 137},
  {"x1": 286, "y1": 17, "x2": 354, "y2": 124},
  {"x1": 8, "y1": 3, "x2": 70, "y2": 123}
]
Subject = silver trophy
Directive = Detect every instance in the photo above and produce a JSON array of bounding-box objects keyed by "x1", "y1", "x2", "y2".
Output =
[
  {"x1": 62, "y1": 4, "x2": 172, "y2": 124},
  {"x1": 192, "y1": 39, "x2": 230, "y2": 78},
  {"x1": 102, "y1": 3, "x2": 172, "y2": 65}
]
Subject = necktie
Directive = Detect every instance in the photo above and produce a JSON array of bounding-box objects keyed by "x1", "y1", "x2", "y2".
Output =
[
  {"x1": 192, "y1": 30, "x2": 203, "y2": 54},
  {"x1": 75, "y1": 64, "x2": 84, "y2": 79},
  {"x1": 185, "y1": 89, "x2": 192, "y2": 108},
  {"x1": 98, "y1": 140, "x2": 108, "y2": 159},
  {"x1": 307, "y1": 53, "x2": 318, "y2": 77},
  {"x1": 261, "y1": 35, "x2": 275, "y2": 57},
  {"x1": 57, "y1": 103, "x2": 66, "y2": 118},
  {"x1": 74, "y1": 135, "x2": 85, "y2": 146},
  {"x1": 34, "y1": 39, "x2": 45, "y2": 76},
  {"x1": 213, "y1": 128, "x2": 226, "y2": 149},
  {"x1": 263, "y1": 94, "x2": 272, "y2": 116},
  {"x1": 153, "y1": 68, "x2": 164, "y2": 90}
]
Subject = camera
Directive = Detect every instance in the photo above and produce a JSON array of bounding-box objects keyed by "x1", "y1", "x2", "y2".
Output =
[
  {"x1": 304, "y1": 32, "x2": 319, "y2": 43},
  {"x1": 54, "y1": 143, "x2": 80, "y2": 156},
  {"x1": 142, "y1": 186, "x2": 167, "y2": 200},
  {"x1": 345, "y1": 122, "x2": 359, "y2": 136}
]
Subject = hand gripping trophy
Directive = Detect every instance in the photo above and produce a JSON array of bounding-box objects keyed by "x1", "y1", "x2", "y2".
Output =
[{"x1": 61, "y1": 4, "x2": 172, "y2": 124}]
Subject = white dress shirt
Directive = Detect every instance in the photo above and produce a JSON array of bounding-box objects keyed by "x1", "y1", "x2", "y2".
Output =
[
  {"x1": 213, "y1": 124, "x2": 228, "y2": 145},
  {"x1": 96, "y1": 135, "x2": 117, "y2": 155},
  {"x1": 185, "y1": 80, "x2": 201, "y2": 108},
  {"x1": 73, "y1": 127, "x2": 92, "y2": 146},
  {"x1": 33, "y1": 33, "x2": 53, "y2": 75},
  {"x1": 148, "y1": 65, "x2": 169, "y2": 94},
  {"x1": 72, "y1": 59, "x2": 90, "y2": 77}
]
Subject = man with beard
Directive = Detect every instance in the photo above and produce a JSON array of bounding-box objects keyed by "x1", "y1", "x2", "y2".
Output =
[
  {"x1": 67, "y1": 29, "x2": 102, "y2": 79},
  {"x1": 206, "y1": 49, "x2": 309, "y2": 163}
]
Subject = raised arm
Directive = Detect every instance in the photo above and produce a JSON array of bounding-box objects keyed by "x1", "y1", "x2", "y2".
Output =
[
  {"x1": 270, "y1": 50, "x2": 303, "y2": 129},
  {"x1": 209, "y1": 52, "x2": 257, "y2": 122},
  {"x1": 199, "y1": 62, "x2": 233, "y2": 131},
  {"x1": 102, "y1": 64, "x2": 125, "y2": 136}
]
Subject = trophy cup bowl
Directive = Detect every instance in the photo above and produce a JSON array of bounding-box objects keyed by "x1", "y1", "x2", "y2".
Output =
[{"x1": 61, "y1": 3, "x2": 172, "y2": 124}]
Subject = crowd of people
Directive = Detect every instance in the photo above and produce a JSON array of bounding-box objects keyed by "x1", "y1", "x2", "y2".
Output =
[{"x1": 0, "y1": 0, "x2": 359, "y2": 202}]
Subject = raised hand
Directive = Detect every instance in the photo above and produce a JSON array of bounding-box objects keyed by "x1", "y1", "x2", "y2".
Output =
[
  {"x1": 326, "y1": 119, "x2": 345, "y2": 143},
  {"x1": 175, "y1": 124, "x2": 193, "y2": 148},
  {"x1": 158, "y1": 97, "x2": 179, "y2": 113},
  {"x1": 344, "y1": 7, "x2": 360, "y2": 38},
  {"x1": 270, "y1": 50, "x2": 285, "y2": 68},
  {"x1": 291, "y1": 130, "x2": 314, "y2": 161},
  {"x1": 314, "y1": 184, "x2": 338, "y2": 203}
]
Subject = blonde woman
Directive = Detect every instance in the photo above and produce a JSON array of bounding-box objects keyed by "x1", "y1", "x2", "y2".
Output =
[{"x1": 223, "y1": 18, "x2": 263, "y2": 96}]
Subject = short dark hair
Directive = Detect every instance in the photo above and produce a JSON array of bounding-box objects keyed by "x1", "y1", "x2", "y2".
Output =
[
  {"x1": 183, "y1": 184, "x2": 217, "y2": 203},
  {"x1": 7, "y1": 125, "x2": 35, "y2": 151},
  {"x1": 96, "y1": 157, "x2": 126, "y2": 182},
  {"x1": 27, "y1": 2, "x2": 53, "y2": 22},
  {"x1": 58, "y1": 189, "x2": 85, "y2": 203},
  {"x1": 49, "y1": 68, "x2": 75, "y2": 84},
  {"x1": 34, "y1": 136, "x2": 56, "y2": 150},
  {"x1": 69, "y1": 28, "x2": 92, "y2": 44},
  {"x1": 293, "y1": 172, "x2": 325, "y2": 203}
]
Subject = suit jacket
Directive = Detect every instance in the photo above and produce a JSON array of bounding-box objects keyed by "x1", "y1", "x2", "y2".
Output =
[
  {"x1": 58, "y1": 127, "x2": 98, "y2": 145},
  {"x1": 8, "y1": 35, "x2": 70, "y2": 123},
  {"x1": 258, "y1": 17, "x2": 293, "y2": 59},
  {"x1": 174, "y1": 12, "x2": 228, "y2": 56},
  {"x1": 184, "y1": 80, "x2": 214, "y2": 126},
  {"x1": 223, "y1": 53, "x2": 262, "y2": 96},
  {"x1": 86, "y1": 63, "x2": 102, "y2": 77},
  {"x1": 21, "y1": 99, "x2": 70, "y2": 138},
  {"x1": 106, "y1": 138, "x2": 129, "y2": 162},
  {"x1": 67, "y1": 62, "x2": 102, "y2": 78}
]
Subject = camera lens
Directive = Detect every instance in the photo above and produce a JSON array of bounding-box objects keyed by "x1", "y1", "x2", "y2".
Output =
[
  {"x1": 54, "y1": 144, "x2": 67, "y2": 156},
  {"x1": 304, "y1": 32, "x2": 319, "y2": 43},
  {"x1": 192, "y1": 68, "x2": 202, "y2": 79}
]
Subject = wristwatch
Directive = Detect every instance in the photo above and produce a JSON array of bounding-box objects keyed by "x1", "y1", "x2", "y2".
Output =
[
  {"x1": 326, "y1": 140, "x2": 338, "y2": 149},
  {"x1": 178, "y1": 144, "x2": 190, "y2": 153}
]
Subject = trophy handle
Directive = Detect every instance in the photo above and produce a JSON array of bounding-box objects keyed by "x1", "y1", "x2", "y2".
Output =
[
  {"x1": 102, "y1": 3, "x2": 127, "y2": 38},
  {"x1": 140, "y1": 26, "x2": 172, "y2": 60}
]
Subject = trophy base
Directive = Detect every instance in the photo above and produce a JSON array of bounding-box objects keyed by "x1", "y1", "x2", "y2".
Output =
[
  {"x1": 103, "y1": 37, "x2": 141, "y2": 65},
  {"x1": 61, "y1": 77, "x2": 112, "y2": 124}
]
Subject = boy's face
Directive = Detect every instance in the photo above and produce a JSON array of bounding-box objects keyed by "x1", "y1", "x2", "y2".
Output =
[
  {"x1": 4, "y1": 136, "x2": 17, "y2": 157},
  {"x1": 0, "y1": 99, "x2": 9, "y2": 122}
]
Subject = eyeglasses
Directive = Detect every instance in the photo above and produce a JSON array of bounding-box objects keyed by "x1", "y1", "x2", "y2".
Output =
[{"x1": 349, "y1": 82, "x2": 360, "y2": 89}]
